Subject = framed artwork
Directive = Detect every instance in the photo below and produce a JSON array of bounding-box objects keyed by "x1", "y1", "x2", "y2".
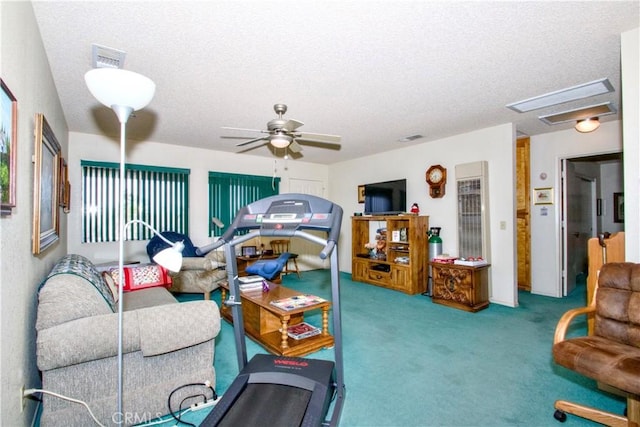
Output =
[
  {"x1": 533, "y1": 187, "x2": 553, "y2": 205},
  {"x1": 58, "y1": 157, "x2": 68, "y2": 208},
  {"x1": 613, "y1": 192, "x2": 624, "y2": 223},
  {"x1": 358, "y1": 185, "x2": 365, "y2": 203},
  {"x1": 241, "y1": 246, "x2": 257, "y2": 257},
  {"x1": 33, "y1": 113, "x2": 61, "y2": 255},
  {"x1": 1, "y1": 79, "x2": 18, "y2": 215}
]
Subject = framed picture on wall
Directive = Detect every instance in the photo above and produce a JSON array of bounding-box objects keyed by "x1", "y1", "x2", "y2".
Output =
[
  {"x1": 533, "y1": 187, "x2": 553, "y2": 205},
  {"x1": 33, "y1": 113, "x2": 61, "y2": 255},
  {"x1": 613, "y1": 192, "x2": 624, "y2": 223},
  {"x1": 358, "y1": 185, "x2": 365, "y2": 203},
  {"x1": 1, "y1": 79, "x2": 18, "y2": 215}
]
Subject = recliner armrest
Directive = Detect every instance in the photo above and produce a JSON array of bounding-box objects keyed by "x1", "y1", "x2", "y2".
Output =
[{"x1": 178, "y1": 257, "x2": 221, "y2": 271}]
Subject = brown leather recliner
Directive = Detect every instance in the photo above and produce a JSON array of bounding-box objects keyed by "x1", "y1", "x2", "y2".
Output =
[{"x1": 552, "y1": 262, "x2": 640, "y2": 426}]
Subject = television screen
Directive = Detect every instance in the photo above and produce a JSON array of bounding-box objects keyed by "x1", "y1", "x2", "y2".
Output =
[{"x1": 364, "y1": 179, "x2": 407, "y2": 215}]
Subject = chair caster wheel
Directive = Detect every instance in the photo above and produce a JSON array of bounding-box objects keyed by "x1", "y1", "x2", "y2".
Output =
[{"x1": 554, "y1": 410, "x2": 567, "y2": 422}]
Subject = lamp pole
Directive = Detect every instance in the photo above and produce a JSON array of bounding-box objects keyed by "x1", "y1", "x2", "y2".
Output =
[
  {"x1": 114, "y1": 105, "x2": 133, "y2": 424},
  {"x1": 85, "y1": 68, "x2": 155, "y2": 425}
]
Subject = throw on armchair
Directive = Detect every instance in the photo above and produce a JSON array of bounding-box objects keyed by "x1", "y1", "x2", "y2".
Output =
[
  {"x1": 147, "y1": 232, "x2": 226, "y2": 300},
  {"x1": 245, "y1": 252, "x2": 291, "y2": 281}
]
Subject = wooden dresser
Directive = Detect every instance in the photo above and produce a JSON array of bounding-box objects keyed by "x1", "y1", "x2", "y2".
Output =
[{"x1": 430, "y1": 262, "x2": 490, "y2": 312}]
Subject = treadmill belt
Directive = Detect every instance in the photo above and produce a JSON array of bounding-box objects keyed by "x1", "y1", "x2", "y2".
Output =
[{"x1": 218, "y1": 383, "x2": 312, "y2": 427}]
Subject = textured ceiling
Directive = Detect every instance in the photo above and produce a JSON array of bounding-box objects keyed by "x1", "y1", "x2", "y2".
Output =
[{"x1": 31, "y1": 1, "x2": 640, "y2": 164}]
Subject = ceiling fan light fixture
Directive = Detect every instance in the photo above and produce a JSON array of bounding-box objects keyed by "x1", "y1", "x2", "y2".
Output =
[
  {"x1": 270, "y1": 134, "x2": 292, "y2": 148},
  {"x1": 575, "y1": 117, "x2": 600, "y2": 133}
]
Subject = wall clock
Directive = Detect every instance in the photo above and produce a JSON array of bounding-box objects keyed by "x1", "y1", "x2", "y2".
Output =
[{"x1": 426, "y1": 164, "x2": 447, "y2": 198}]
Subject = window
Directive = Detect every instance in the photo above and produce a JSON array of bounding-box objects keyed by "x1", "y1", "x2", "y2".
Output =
[
  {"x1": 208, "y1": 172, "x2": 280, "y2": 235},
  {"x1": 81, "y1": 160, "x2": 190, "y2": 243}
]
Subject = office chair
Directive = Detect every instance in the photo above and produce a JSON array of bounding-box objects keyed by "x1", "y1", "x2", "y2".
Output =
[
  {"x1": 270, "y1": 239, "x2": 301, "y2": 277},
  {"x1": 552, "y1": 262, "x2": 640, "y2": 426}
]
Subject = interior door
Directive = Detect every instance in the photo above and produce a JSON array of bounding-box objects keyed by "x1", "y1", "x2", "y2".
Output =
[
  {"x1": 562, "y1": 160, "x2": 595, "y2": 296},
  {"x1": 516, "y1": 137, "x2": 531, "y2": 291}
]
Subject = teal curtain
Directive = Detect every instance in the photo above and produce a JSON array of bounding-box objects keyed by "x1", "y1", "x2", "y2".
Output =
[
  {"x1": 81, "y1": 160, "x2": 190, "y2": 242},
  {"x1": 208, "y1": 172, "x2": 280, "y2": 236}
]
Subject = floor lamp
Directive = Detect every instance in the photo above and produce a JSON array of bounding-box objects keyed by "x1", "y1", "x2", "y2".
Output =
[{"x1": 85, "y1": 68, "x2": 181, "y2": 423}]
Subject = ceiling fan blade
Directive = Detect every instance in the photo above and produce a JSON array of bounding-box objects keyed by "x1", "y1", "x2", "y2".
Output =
[
  {"x1": 289, "y1": 141, "x2": 303, "y2": 153},
  {"x1": 297, "y1": 132, "x2": 341, "y2": 143},
  {"x1": 236, "y1": 136, "x2": 269, "y2": 147},
  {"x1": 222, "y1": 126, "x2": 266, "y2": 133},
  {"x1": 237, "y1": 141, "x2": 270, "y2": 153},
  {"x1": 282, "y1": 119, "x2": 304, "y2": 132},
  {"x1": 295, "y1": 138, "x2": 342, "y2": 150}
]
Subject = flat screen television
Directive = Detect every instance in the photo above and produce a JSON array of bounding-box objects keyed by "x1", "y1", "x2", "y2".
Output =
[{"x1": 364, "y1": 179, "x2": 407, "y2": 215}]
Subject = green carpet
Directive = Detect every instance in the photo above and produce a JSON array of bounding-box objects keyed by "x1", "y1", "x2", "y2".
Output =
[{"x1": 172, "y1": 270, "x2": 625, "y2": 426}]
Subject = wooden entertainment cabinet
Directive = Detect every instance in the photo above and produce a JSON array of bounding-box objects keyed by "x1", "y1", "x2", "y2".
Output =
[{"x1": 351, "y1": 215, "x2": 428, "y2": 295}]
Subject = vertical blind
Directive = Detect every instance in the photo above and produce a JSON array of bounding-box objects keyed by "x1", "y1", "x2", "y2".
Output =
[
  {"x1": 81, "y1": 160, "x2": 190, "y2": 242},
  {"x1": 208, "y1": 172, "x2": 280, "y2": 235}
]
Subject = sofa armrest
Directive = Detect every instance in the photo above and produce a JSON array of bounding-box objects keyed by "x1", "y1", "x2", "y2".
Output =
[
  {"x1": 37, "y1": 300, "x2": 220, "y2": 371},
  {"x1": 137, "y1": 300, "x2": 220, "y2": 356}
]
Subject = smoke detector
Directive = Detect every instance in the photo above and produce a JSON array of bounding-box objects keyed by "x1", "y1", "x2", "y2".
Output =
[{"x1": 92, "y1": 44, "x2": 126, "y2": 69}]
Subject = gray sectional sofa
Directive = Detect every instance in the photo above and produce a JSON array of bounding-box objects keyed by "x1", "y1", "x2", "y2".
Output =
[{"x1": 36, "y1": 254, "x2": 221, "y2": 426}]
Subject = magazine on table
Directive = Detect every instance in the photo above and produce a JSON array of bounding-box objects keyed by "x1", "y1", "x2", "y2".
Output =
[
  {"x1": 283, "y1": 322, "x2": 322, "y2": 340},
  {"x1": 270, "y1": 294, "x2": 326, "y2": 311}
]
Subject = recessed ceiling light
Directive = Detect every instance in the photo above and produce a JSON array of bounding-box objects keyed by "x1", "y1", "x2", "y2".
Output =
[
  {"x1": 398, "y1": 134, "x2": 423, "y2": 142},
  {"x1": 506, "y1": 78, "x2": 614, "y2": 113},
  {"x1": 538, "y1": 102, "x2": 616, "y2": 125}
]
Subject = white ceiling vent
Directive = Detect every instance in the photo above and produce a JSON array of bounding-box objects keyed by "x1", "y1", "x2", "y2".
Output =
[
  {"x1": 538, "y1": 102, "x2": 616, "y2": 125},
  {"x1": 92, "y1": 44, "x2": 126, "y2": 69},
  {"x1": 506, "y1": 78, "x2": 614, "y2": 113}
]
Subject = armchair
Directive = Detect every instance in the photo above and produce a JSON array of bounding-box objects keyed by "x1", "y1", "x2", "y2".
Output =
[
  {"x1": 552, "y1": 262, "x2": 640, "y2": 426},
  {"x1": 147, "y1": 232, "x2": 226, "y2": 299}
]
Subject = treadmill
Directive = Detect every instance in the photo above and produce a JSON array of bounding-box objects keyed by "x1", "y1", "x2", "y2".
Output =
[{"x1": 197, "y1": 194, "x2": 346, "y2": 427}]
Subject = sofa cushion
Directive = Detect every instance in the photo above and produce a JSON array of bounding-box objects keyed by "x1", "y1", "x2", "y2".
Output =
[
  {"x1": 123, "y1": 286, "x2": 177, "y2": 311},
  {"x1": 41, "y1": 254, "x2": 116, "y2": 311},
  {"x1": 36, "y1": 274, "x2": 114, "y2": 331}
]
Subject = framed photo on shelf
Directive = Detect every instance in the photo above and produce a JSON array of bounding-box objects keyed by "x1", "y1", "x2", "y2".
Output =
[
  {"x1": 1, "y1": 79, "x2": 18, "y2": 215},
  {"x1": 241, "y1": 246, "x2": 257, "y2": 257},
  {"x1": 32, "y1": 113, "x2": 61, "y2": 255},
  {"x1": 533, "y1": 187, "x2": 553, "y2": 205},
  {"x1": 613, "y1": 192, "x2": 624, "y2": 223}
]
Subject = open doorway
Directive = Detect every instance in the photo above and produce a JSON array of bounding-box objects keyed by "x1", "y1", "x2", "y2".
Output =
[{"x1": 561, "y1": 152, "x2": 623, "y2": 296}]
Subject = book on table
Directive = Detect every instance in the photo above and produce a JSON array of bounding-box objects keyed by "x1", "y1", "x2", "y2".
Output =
[
  {"x1": 238, "y1": 275, "x2": 264, "y2": 284},
  {"x1": 283, "y1": 322, "x2": 322, "y2": 340},
  {"x1": 270, "y1": 294, "x2": 326, "y2": 311}
]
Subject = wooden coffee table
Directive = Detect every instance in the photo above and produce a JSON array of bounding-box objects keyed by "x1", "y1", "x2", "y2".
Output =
[{"x1": 220, "y1": 281, "x2": 334, "y2": 357}]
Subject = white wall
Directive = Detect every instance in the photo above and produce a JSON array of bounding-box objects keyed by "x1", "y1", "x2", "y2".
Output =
[
  {"x1": 329, "y1": 123, "x2": 519, "y2": 307},
  {"x1": 530, "y1": 121, "x2": 622, "y2": 297},
  {"x1": 67, "y1": 132, "x2": 329, "y2": 264},
  {"x1": 0, "y1": 2, "x2": 69, "y2": 425},
  {"x1": 621, "y1": 27, "x2": 640, "y2": 261},
  {"x1": 600, "y1": 161, "x2": 624, "y2": 233}
]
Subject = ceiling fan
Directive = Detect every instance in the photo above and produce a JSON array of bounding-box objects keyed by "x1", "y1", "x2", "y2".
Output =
[{"x1": 222, "y1": 104, "x2": 341, "y2": 155}]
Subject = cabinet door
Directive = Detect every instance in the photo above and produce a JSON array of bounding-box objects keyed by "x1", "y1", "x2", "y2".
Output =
[
  {"x1": 352, "y1": 259, "x2": 369, "y2": 282},
  {"x1": 391, "y1": 265, "x2": 410, "y2": 291}
]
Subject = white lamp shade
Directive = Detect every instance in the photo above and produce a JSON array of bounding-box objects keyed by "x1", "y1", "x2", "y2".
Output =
[
  {"x1": 152, "y1": 245, "x2": 184, "y2": 273},
  {"x1": 575, "y1": 117, "x2": 600, "y2": 133},
  {"x1": 85, "y1": 68, "x2": 156, "y2": 111}
]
